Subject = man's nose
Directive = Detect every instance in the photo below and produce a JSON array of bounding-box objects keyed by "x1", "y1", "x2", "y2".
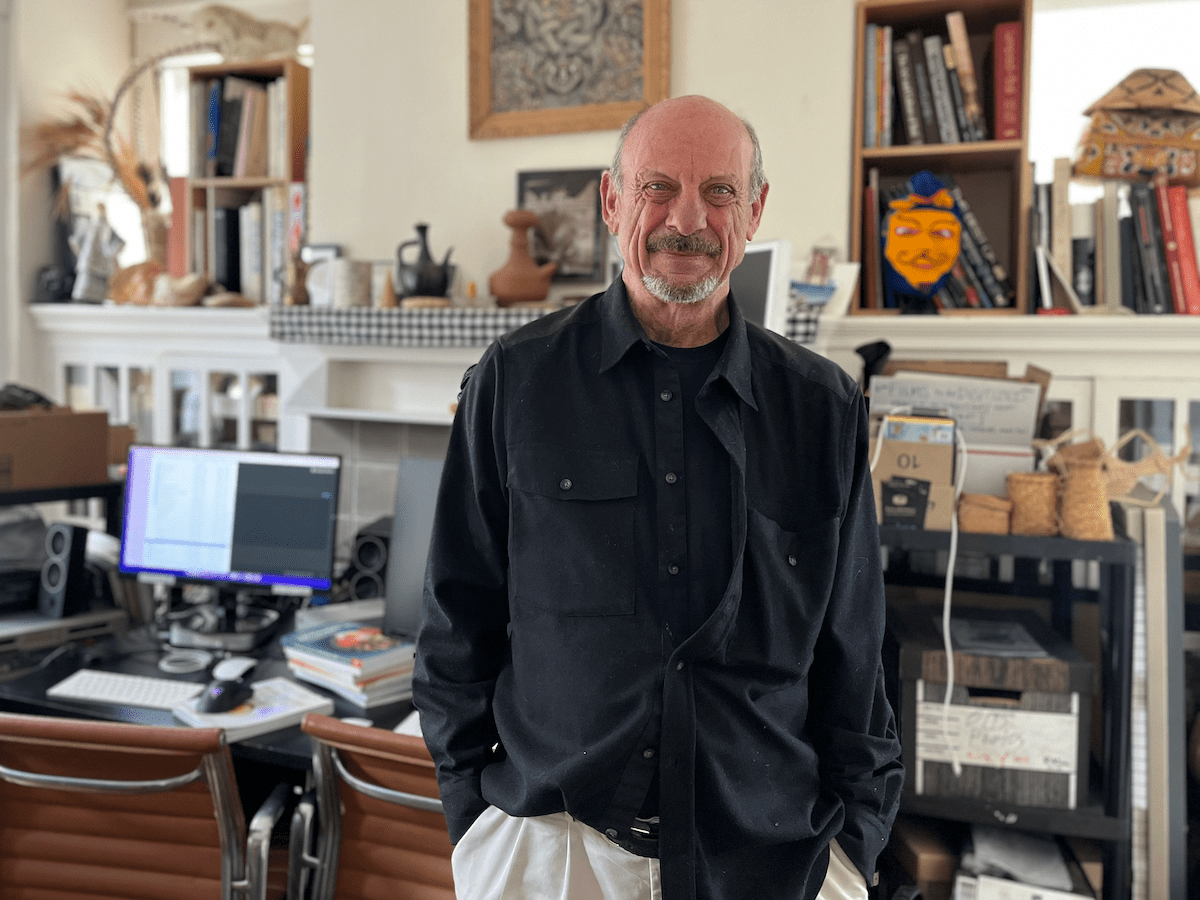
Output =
[{"x1": 665, "y1": 191, "x2": 707, "y2": 235}]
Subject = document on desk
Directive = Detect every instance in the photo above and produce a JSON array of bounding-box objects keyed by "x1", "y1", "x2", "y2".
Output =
[{"x1": 171, "y1": 676, "x2": 334, "y2": 741}]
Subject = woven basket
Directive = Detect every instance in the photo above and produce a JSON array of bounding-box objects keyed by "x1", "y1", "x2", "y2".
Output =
[
  {"x1": 958, "y1": 492, "x2": 1012, "y2": 534},
  {"x1": 1059, "y1": 459, "x2": 1114, "y2": 541},
  {"x1": 1103, "y1": 427, "x2": 1190, "y2": 506},
  {"x1": 1007, "y1": 471, "x2": 1060, "y2": 537}
]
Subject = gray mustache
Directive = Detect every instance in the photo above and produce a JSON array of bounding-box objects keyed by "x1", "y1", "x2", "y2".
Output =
[{"x1": 646, "y1": 233, "x2": 721, "y2": 256}]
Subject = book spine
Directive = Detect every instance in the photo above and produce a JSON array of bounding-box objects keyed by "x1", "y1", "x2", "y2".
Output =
[
  {"x1": 945, "y1": 11, "x2": 987, "y2": 140},
  {"x1": 891, "y1": 37, "x2": 924, "y2": 145},
  {"x1": 1130, "y1": 181, "x2": 1171, "y2": 313},
  {"x1": 942, "y1": 175, "x2": 1016, "y2": 305},
  {"x1": 941, "y1": 42, "x2": 973, "y2": 144},
  {"x1": 1153, "y1": 173, "x2": 1187, "y2": 313},
  {"x1": 863, "y1": 24, "x2": 878, "y2": 148},
  {"x1": 238, "y1": 201, "x2": 263, "y2": 303},
  {"x1": 1168, "y1": 185, "x2": 1200, "y2": 313},
  {"x1": 906, "y1": 30, "x2": 941, "y2": 144},
  {"x1": 992, "y1": 21, "x2": 1023, "y2": 141},
  {"x1": 862, "y1": 168, "x2": 882, "y2": 310},
  {"x1": 1118, "y1": 200, "x2": 1146, "y2": 312},
  {"x1": 205, "y1": 78, "x2": 222, "y2": 178},
  {"x1": 956, "y1": 224, "x2": 1002, "y2": 307},
  {"x1": 880, "y1": 26, "x2": 893, "y2": 147},
  {"x1": 1100, "y1": 182, "x2": 1123, "y2": 311},
  {"x1": 1050, "y1": 158, "x2": 1073, "y2": 294},
  {"x1": 923, "y1": 35, "x2": 961, "y2": 143}
]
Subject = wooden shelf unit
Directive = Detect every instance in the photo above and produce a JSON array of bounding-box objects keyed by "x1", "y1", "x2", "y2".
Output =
[{"x1": 850, "y1": 0, "x2": 1033, "y2": 314}]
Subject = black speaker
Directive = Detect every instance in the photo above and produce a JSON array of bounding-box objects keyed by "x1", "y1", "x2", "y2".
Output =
[
  {"x1": 340, "y1": 516, "x2": 392, "y2": 601},
  {"x1": 38, "y1": 523, "x2": 92, "y2": 618}
]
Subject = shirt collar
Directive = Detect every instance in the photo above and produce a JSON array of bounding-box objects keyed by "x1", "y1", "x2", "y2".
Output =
[{"x1": 597, "y1": 278, "x2": 758, "y2": 411}]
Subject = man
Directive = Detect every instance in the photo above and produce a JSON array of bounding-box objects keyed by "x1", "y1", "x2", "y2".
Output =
[{"x1": 413, "y1": 95, "x2": 903, "y2": 900}]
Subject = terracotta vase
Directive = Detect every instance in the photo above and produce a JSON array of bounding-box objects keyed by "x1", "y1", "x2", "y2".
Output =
[{"x1": 489, "y1": 209, "x2": 557, "y2": 306}]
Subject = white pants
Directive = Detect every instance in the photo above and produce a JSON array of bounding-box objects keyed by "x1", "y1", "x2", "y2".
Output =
[{"x1": 451, "y1": 806, "x2": 869, "y2": 900}]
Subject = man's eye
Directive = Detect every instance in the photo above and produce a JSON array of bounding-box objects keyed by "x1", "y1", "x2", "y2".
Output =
[
  {"x1": 646, "y1": 182, "x2": 670, "y2": 192},
  {"x1": 710, "y1": 185, "x2": 733, "y2": 195}
]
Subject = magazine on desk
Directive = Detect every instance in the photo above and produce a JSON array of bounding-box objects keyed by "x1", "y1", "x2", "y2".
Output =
[
  {"x1": 171, "y1": 677, "x2": 334, "y2": 741},
  {"x1": 280, "y1": 621, "x2": 415, "y2": 679}
]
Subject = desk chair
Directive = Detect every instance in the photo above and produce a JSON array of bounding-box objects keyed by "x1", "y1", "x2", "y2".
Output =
[
  {"x1": 0, "y1": 711, "x2": 289, "y2": 900},
  {"x1": 290, "y1": 713, "x2": 454, "y2": 900}
]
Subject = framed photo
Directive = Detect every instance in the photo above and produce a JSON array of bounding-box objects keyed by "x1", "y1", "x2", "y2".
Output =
[
  {"x1": 469, "y1": 0, "x2": 670, "y2": 139},
  {"x1": 518, "y1": 169, "x2": 607, "y2": 283}
]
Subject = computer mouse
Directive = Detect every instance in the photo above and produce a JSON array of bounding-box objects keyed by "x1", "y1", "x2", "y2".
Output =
[{"x1": 196, "y1": 678, "x2": 255, "y2": 714}]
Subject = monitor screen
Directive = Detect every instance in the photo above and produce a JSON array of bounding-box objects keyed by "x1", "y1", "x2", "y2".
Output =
[
  {"x1": 120, "y1": 445, "x2": 341, "y2": 595},
  {"x1": 729, "y1": 238, "x2": 793, "y2": 336}
]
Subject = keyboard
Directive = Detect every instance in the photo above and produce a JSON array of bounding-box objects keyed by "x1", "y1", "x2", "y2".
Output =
[{"x1": 47, "y1": 669, "x2": 204, "y2": 710}]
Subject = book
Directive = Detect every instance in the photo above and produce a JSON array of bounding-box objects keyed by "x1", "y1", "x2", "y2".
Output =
[
  {"x1": 905, "y1": 29, "x2": 941, "y2": 144},
  {"x1": 940, "y1": 173, "x2": 1015, "y2": 306},
  {"x1": 941, "y1": 42, "x2": 973, "y2": 144},
  {"x1": 879, "y1": 26, "x2": 893, "y2": 147},
  {"x1": 238, "y1": 200, "x2": 264, "y2": 302},
  {"x1": 263, "y1": 184, "x2": 289, "y2": 305},
  {"x1": 1129, "y1": 181, "x2": 1171, "y2": 314},
  {"x1": 944, "y1": 11, "x2": 987, "y2": 140},
  {"x1": 280, "y1": 621, "x2": 416, "y2": 679},
  {"x1": 1070, "y1": 201, "x2": 1096, "y2": 306},
  {"x1": 1049, "y1": 158, "x2": 1073, "y2": 308},
  {"x1": 891, "y1": 35, "x2": 924, "y2": 145},
  {"x1": 1118, "y1": 191, "x2": 1146, "y2": 313},
  {"x1": 1166, "y1": 183, "x2": 1200, "y2": 314},
  {"x1": 992, "y1": 21, "x2": 1023, "y2": 140},
  {"x1": 862, "y1": 167, "x2": 882, "y2": 309},
  {"x1": 216, "y1": 77, "x2": 257, "y2": 178},
  {"x1": 1099, "y1": 181, "x2": 1123, "y2": 312},
  {"x1": 922, "y1": 34, "x2": 960, "y2": 144},
  {"x1": 171, "y1": 676, "x2": 334, "y2": 742},
  {"x1": 1153, "y1": 172, "x2": 1189, "y2": 314},
  {"x1": 863, "y1": 23, "x2": 878, "y2": 148},
  {"x1": 286, "y1": 657, "x2": 414, "y2": 708},
  {"x1": 204, "y1": 78, "x2": 222, "y2": 177}
]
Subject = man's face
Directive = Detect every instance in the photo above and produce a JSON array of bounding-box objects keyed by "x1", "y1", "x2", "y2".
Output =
[{"x1": 601, "y1": 98, "x2": 767, "y2": 306}]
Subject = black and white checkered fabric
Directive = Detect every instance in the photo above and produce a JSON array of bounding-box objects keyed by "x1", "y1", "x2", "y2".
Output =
[
  {"x1": 269, "y1": 303, "x2": 822, "y2": 348},
  {"x1": 269, "y1": 306, "x2": 550, "y2": 347}
]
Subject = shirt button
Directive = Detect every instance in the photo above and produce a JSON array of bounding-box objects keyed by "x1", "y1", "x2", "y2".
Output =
[
  {"x1": 606, "y1": 828, "x2": 619, "y2": 840},
  {"x1": 643, "y1": 748, "x2": 656, "y2": 759},
  {"x1": 788, "y1": 554, "x2": 798, "y2": 566},
  {"x1": 676, "y1": 661, "x2": 685, "y2": 671},
  {"x1": 664, "y1": 472, "x2": 678, "y2": 484},
  {"x1": 559, "y1": 478, "x2": 573, "y2": 491},
  {"x1": 668, "y1": 564, "x2": 680, "y2": 575},
  {"x1": 660, "y1": 390, "x2": 673, "y2": 401}
]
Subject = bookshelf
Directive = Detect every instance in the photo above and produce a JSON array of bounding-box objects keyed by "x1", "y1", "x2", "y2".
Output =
[
  {"x1": 850, "y1": 0, "x2": 1032, "y2": 314},
  {"x1": 184, "y1": 58, "x2": 309, "y2": 305}
]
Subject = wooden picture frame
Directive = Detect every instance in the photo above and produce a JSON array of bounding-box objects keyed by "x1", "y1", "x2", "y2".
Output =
[
  {"x1": 469, "y1": 0, "x2": 670, "y2": 140},
  {"x1": 518, "y1": 168, "x2": 607, "y2": 282}
]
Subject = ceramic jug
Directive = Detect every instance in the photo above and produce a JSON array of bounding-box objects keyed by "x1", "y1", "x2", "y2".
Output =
[
  {"x1": 395, "y1": 223, "x2": 454, "y2": 298},
  {"x1": 489, "y1": 209, "x2": 557, "y2": 306}
]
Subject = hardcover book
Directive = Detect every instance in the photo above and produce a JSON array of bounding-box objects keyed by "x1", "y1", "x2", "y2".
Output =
[
  {"x1": 945, "y1": 11, "x2": 987, "y2": 140},
  {"x1": 864, "y1": 23, "x2": 878, "y2": 148},
  {"x1": 1166, "y1": 183, "x2": 1200, "y2": 314},
  {"x1": 1129, "y1": 181, "x2": 1171, "y2": 314},
  {"x1": 923, "y1": 34, "x2": 961, "y2": 144},
  {"x1": 1153, "y1": 172, "x2": 1189, "y2": 313},
  {"x1": 891, "y1": 36, "x2": 924, "y2": 145},
  {"x1": 992, "y1": 21, "x2": 1023, "y2": 140},
  {"x1": 906, "y1": 29, "x2": 941, "y2": 144},
  {"x1": 172, "y1": 676, "x2": 334, "y2": 742},
  {"x1": 941, "y1": 174, "x2": 1016, "y2": 306},
  {"x1": 280, "y1": 621, "x2": 416, "y2": 679},
  {"x1": 941, "y1": 42, "x2": 973, "y2": 143}
]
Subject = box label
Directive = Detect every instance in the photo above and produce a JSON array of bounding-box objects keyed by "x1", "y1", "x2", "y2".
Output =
[{"x1": 915, "y1": 681, "x2": 1079, "y2": 777}]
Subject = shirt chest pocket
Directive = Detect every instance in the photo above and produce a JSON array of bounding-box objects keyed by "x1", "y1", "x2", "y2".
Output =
[{"x1": 508, "y1": 445, "x2": 638, "y2": 616}]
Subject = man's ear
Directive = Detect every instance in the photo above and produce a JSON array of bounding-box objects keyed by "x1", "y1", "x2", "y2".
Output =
[
  {"x1": 600, "y1": 170, "x2": 620, "y2": 234},
  {"x1": 745, "y1": 183, "x2": 769, "y2": 242}
]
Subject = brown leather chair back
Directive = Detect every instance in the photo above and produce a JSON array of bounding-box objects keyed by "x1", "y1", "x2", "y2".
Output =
[
  {"x1": 0, "y1": 711, "x2": 249, "y2": 900},
  {"x1": 297, "y1": 713, "x2": 454, "y2": 900}
]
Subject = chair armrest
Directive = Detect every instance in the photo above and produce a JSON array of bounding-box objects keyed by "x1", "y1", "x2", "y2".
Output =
[
  {"x1": 242, "y1": 781, "x2": 292, "y2": 900},
  {"x1": 288, "y1": 788, "x2": 320, "y2": 900},
  {"x1": 331, "y1": 748, "x2": 444, "y2": 813}
]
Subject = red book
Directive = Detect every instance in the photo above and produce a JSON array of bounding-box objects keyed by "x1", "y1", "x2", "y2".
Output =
[
  {"x1": 992, "y1": 21, "x2": 1023, "y2": 140},
  {"x1": 1167, "y1": 184, "x2": 1200, "y2": 314},
  {"x1": 1153, "y1": 172, "x2": 1188, "y2": 313}
]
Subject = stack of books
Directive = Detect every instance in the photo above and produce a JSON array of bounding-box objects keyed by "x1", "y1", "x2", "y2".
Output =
[{"x1": 280, "y1": 621, "x2": 416, "y2": 708}]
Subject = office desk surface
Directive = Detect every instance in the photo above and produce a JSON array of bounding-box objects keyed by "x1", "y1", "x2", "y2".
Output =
[{"x1": 0, "y1": 624, "x2": 415, "y2": 770}]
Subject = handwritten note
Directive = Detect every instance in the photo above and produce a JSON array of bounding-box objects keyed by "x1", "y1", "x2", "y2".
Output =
[{"x1": 869, "y1": 373, "x2": 1041, "y2": 447}]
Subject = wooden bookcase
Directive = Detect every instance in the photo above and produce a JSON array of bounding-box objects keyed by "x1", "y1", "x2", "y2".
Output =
[
  {"x1": 850, "y1": 0, "x2": 1032, "y2": 314},
  {"x1": 184, "y1": 58, "x2": 309, "y2": 301}
]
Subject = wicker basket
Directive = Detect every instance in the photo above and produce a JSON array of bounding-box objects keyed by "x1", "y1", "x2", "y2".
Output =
[
  {"x1": 1007, "y1": 471, "x2": 1060, "y2": 537},
  {"x1": 1059, "y1": 459, "x2": 1114, "y2": 541},
  {"x1": 958, "y1": 492, "x2": 1012, "y2": 535}
]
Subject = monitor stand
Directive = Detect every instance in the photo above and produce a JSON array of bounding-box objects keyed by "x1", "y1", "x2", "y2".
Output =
[{"x1": 167, "y1": 587, "x2": 281, "y2": 653}]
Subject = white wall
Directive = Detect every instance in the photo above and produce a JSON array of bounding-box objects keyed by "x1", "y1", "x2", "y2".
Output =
[
  {"x1": 9, "y1": 0, "x2": 129, "y2": 381},
  {"x1": 307, "y1": 0, "x2": 859, "y2": 301}
]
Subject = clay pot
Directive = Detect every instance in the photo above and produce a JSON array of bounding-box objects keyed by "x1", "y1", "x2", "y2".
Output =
[{"x1": 489, "y1": 209, "x2": 557, "y2": 306}]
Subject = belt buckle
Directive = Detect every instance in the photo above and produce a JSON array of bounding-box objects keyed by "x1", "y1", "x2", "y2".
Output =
[{"x1": 631, "y1": 815, "x2": 659, "y2": 841}]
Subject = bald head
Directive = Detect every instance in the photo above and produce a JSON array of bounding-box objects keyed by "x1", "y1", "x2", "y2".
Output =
[{"x1": 610, "y1": 96, "x2": 766, "y2": 198}]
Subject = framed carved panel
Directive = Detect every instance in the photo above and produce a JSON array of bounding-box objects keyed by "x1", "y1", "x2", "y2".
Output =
[{"x1": 469, "y1": 0, "x2": 670, "y2": 139}]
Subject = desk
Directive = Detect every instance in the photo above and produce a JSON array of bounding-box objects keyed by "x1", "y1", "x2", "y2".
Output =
[{"x1": 0, "y1": 622, "x2": 415, "y2": 772}]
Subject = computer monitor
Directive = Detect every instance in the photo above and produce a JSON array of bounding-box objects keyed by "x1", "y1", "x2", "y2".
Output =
[
  {"x1": 120, "y1": 446, "x2": 341, "y2": 617},
  {"x1": 729, "y1": 238, "x2": 793, "y2": 336},
  {"x1": 382, "y1": 455, "x2": 444, "y2": 639}
]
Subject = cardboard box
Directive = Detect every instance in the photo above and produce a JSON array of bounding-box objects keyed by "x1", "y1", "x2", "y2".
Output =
[
  {"x1": 875, "y1": 479, "x2": 955, "y2": 531},
  {"x1": 0, "y1": 408, "x2": 109, "y2": 490},
  {"x1": 891, "y1": 816, "x2": 959, "y2": 883},
  {"x1": 888, "y1": 605, "x2": 1096, "y2": 810},
  {"x1": 107, "y1": 424, "x2": 136, "y2": 466}
]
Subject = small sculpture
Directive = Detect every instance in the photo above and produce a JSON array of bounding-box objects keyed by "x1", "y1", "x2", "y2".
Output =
[
  {"x1": 489, "y1": 209, "x2": 557, "y2": 306},
  {"x1": 395, "y1": 223, "x2": 455, "y2": 298}
]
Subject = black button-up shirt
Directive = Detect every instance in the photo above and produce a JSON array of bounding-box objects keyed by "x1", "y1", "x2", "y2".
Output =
[{"x1": 413, "y1": 280, "x2": 903, "y2": 900}]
